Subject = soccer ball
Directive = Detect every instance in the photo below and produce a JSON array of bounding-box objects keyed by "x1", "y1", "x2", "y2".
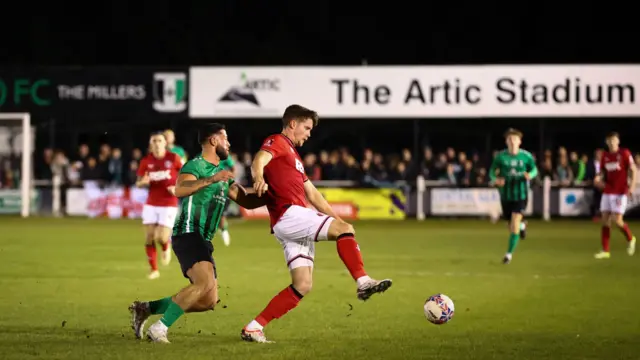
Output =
[{"x1": 424, "y1": 294, "x2": 455, "y2": 324}]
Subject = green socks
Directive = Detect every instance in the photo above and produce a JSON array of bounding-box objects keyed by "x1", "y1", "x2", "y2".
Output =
[
  {"x1": 507, "y1": 233, "x2": 520, "y2": 254},
  {"x1": 148, "y1": 297, "x2": 185, "y2": 328},
  {"x1": 149, "y1": 296, "x2": 172, "y2": 315},
  {"x1": 160, "y1": 300, "x2": 185, "y2": 327}
]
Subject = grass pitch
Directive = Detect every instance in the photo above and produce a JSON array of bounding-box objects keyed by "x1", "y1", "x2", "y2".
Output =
[{"x1": 0, "y1": 217, "x2": 638, "y2": 360}]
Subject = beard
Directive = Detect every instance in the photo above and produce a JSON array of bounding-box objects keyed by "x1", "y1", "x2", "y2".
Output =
[{"x1": 215, "y1": 145, "x2": 229, "y2": 160}]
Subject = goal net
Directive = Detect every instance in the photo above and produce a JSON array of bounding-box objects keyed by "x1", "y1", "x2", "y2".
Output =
[{"x1": 0, "y1": 113, "x2": 33, "y2": 217}]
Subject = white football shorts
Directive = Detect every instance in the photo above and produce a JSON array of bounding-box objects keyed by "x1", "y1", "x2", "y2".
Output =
[
  {"x1": 142, "y1": 205, "x2": 178, "y2": 228},
  {"x1": 272, "y1": 205, "x2": 334, "y2": 270},
  {"x1": 600, "y1": 194, "x2": 628, "y2": 215}
]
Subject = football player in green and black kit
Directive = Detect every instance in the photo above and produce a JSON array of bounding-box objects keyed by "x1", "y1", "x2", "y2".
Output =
[
  {"x1": 489, "y1": 128, "x2": 538, "y2": 264},
  {"x1": 129, "y1": 123, "x2": 265, "y2": 343},
  {"x1": 164, "y1": 129, "x2": 188, "y2": 165}
]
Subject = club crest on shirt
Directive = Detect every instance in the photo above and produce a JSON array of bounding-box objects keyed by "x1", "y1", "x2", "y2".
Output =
[
  {"x1": 149, "y1": 164, "x2": 154, "y2": 169},
  {"x1": 165, "y1": 160, "x2": 172, "y2": 168},
  {"x1": 264, "y1": 139, "x2": 274, "y2": 147}
]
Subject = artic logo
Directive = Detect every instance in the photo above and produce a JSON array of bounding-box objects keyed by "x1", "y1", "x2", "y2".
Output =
[{"x1": 218, "y1": 72, "x2": 279, "y2": 107}]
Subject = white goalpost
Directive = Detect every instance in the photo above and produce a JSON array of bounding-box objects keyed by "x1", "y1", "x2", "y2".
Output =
[{"x1": 0, "y1": 113, "x2": 32, "y2": 217}]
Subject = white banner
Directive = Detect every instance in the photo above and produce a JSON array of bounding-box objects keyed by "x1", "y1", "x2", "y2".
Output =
[
  {"x1": 65, "y1": 186, "x2": 240, "y2": 218},
  {"x1": 66, "y1": 186, "x2": 147, "y2": 218},
  {"x1": 66, "y1": 188, "x2": 90, "y2": 216},
  {"x1": 558, "y1": 188, "x2": 593, "y2": 216},
  {"x1": 189, "y1": 65, "x2": 640, "y2": 118},
  {"x1": 431, "y1": 188, "x2": 533, "y2": 216}
]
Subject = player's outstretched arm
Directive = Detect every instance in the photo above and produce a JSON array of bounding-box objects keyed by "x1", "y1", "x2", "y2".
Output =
[
  {"x1": 175, "y1": 174, "x2": 210, "y2": 198},
  {"x1": 303, "y1": 180, "x2": 342, "y2": 221},
  {"x1": 251, "y1": 150, "x2": 273, "y2": 178},
  {"x1": 228, "y1": 183, "x2": 265, "y2": 209},
  {"x1": 251, "y1": 150, "x2": 273, "y2": 196},
  {"x1": 174, "y1": 172, "x2": 232, "y2": 198}
]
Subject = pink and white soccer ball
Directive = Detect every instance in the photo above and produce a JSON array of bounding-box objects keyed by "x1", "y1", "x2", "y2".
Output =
[{"x1": 424, "y1": 294, "x2": 455, "y2": 324}]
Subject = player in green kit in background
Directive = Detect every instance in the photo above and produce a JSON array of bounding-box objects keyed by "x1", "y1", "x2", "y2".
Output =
[
  {"x1": 218, "y1": 156, "x2": 234, "y2": 246},
  {"x1": 164, "y1": 129, "x2": 188, "y2": 165},
  {"x1": 489, "y1": 128, "x2": 538, "y2": 264},
  {"x1": 129, "y1": 123, "x2": 266, "y2": 344}
]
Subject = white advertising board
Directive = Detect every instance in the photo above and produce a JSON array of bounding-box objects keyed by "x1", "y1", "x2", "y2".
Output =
[{"x1": 190, "y1": 65, "x2": 640, "y2": 118}]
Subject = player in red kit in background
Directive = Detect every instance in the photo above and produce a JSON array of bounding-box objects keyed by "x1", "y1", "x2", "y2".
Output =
[
  {"x1": 241, "y1": 105, "x2": 392, "y2": 343},
  {"x1": 136, "y1": 132, "x2": 183, "y2": 279},
  {"x1": 594, "y1": 132, "x2": 637, "y2": 259}
]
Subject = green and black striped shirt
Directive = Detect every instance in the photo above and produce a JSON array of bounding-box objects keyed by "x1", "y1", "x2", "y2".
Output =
[
  {"x1": 489, "y1": 149, "x2": 538, "y2": 201},
  {"x1": 173, "y1": 156, "x2": 233, "y2": 242}
]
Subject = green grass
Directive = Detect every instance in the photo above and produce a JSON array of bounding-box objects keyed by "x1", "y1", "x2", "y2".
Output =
[{"x1": 0, "y1": 217, "x2": 638, "y2": 360}]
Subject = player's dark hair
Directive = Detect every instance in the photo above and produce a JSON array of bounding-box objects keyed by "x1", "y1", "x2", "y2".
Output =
[
  {"x1": 606, "y1": 131, "x2": 619, "y2": 139},
  {"x1": 198, "y1": 123, "x2": 226, "y2": 145},
  {"x1": 150, "y1": 131, "x2": 166, "y2": 139},
  {"x1": 504, "y1": 128, "x2": 523, "y2": 139},
  {"x1": 282, "y1": 104, "x2": 319, "y2": 128}
]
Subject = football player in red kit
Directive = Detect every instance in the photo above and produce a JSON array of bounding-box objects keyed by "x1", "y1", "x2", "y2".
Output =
[
  {"x1": 594, "y1": 132, "x2": 637, "y2": 259},
  {"x1": 136, "y1": 132, "x2": 183, "y2": 279},
  {"x1": 240, "y1": 104, "x2": 392, "y2": 343}
]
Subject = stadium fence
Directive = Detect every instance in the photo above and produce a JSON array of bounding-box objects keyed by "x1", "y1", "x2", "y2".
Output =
[{"x1": 4, "y1": 176, "x2": 638, "y2": 220}]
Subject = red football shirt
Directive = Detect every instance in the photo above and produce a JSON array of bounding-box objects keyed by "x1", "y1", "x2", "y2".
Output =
[
  {"x1": 600, "y1": 148, "x2": 634, "y2": 195},
  {"x1": 137, "y1": 152, "x2": 182, "y2": 207},
  {"x1": 260, "y1": 134, "x2": 309, "y2": 229}
]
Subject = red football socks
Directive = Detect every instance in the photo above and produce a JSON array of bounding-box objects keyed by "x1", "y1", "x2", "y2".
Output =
[
  {"x1": 255, "y1": 285, "x2": 302, "y2": 327},
  {"x1": 619, "y1": 223, "x2": 634, "y2": 242},
  {"x1": 145, "y1": 244, "x2": 158, "y2": 271},
  {"x1": 336, "y1": 234, "x2": 367, "y2": 280},
  {"x1": 601, "y1": 226, "x2": 611, "y2": 252}
]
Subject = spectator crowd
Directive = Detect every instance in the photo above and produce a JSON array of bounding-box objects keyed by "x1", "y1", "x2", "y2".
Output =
[{"x1": 2, "y1": 141, "x2": 639, "y2": 190}]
